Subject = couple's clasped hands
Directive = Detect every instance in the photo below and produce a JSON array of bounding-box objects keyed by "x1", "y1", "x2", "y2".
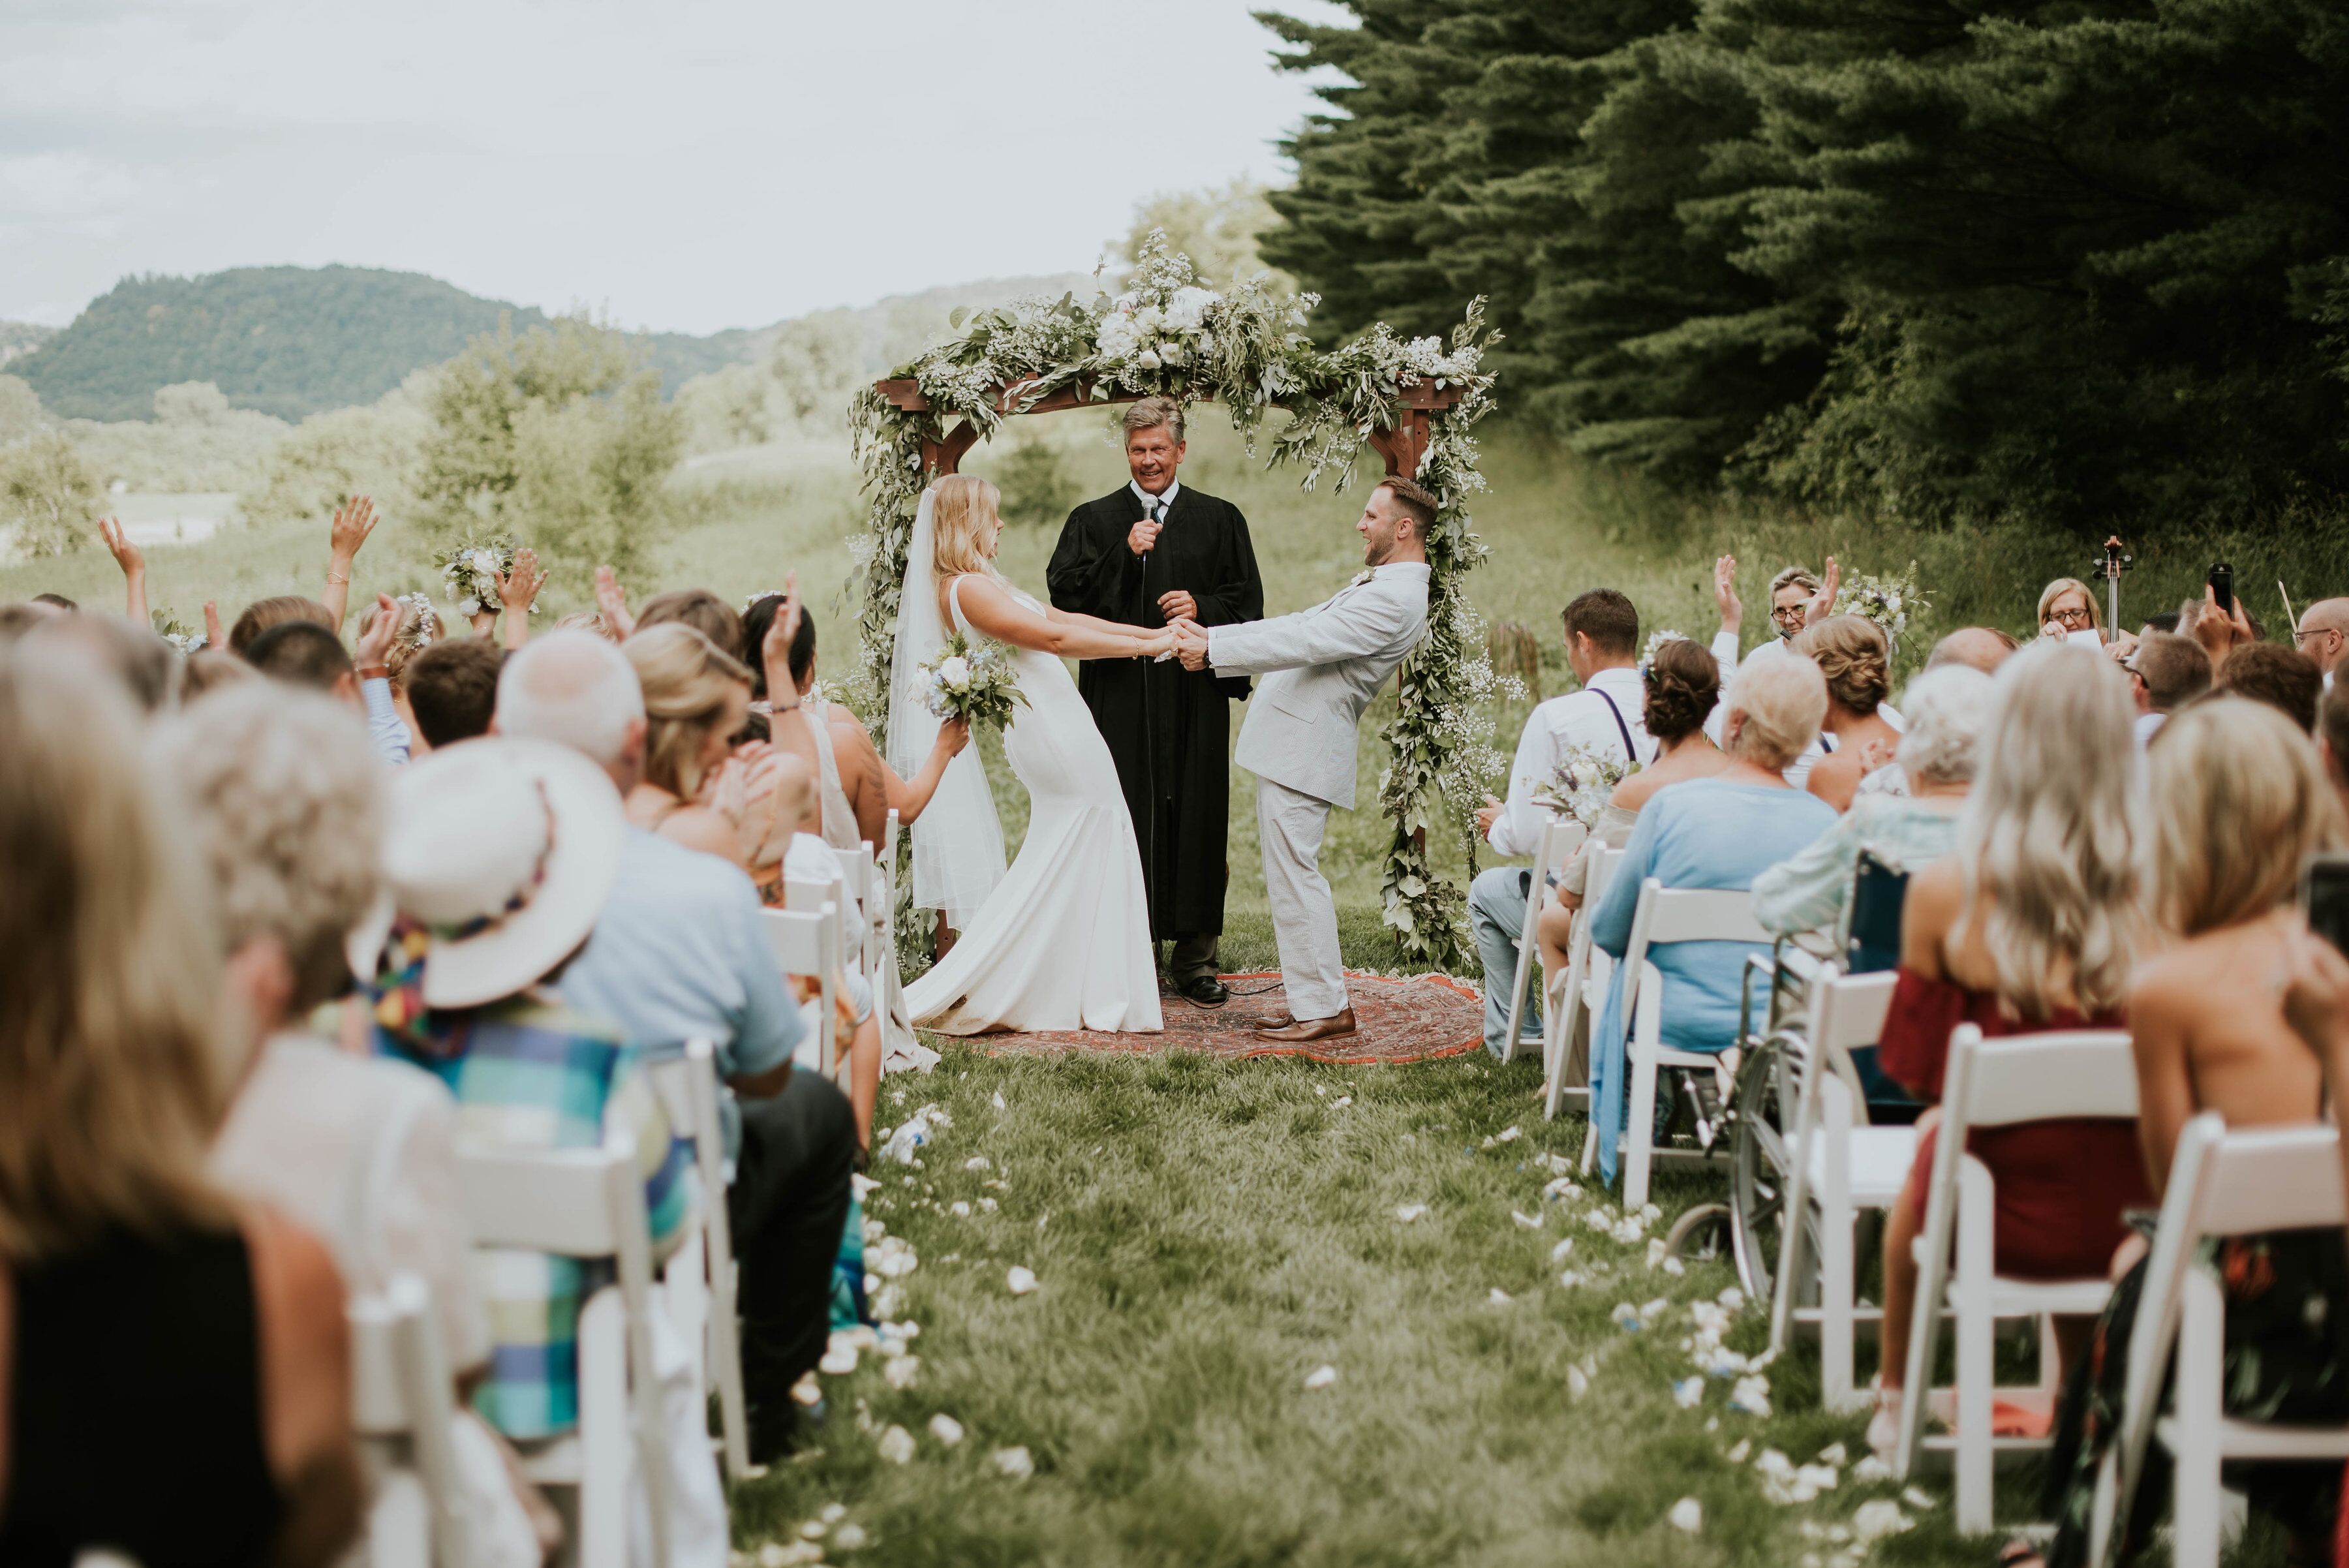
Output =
[{"x1": 1163, "y1": 615, "x2": 1211, "y2": 670}]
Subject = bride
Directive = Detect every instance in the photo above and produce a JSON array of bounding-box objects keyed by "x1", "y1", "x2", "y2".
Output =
[{"x1": 893, "y1": 476, "x2": 1172, "y2": 1034}]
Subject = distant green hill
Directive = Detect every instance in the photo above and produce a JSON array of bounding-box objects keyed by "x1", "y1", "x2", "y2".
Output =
[{"x1": 13, "y1": 266, "x2": 757, "y2": 422}]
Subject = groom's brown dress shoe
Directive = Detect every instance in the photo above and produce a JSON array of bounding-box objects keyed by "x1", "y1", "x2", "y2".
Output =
[{"x1": 1253, "y1": 1007, "x2": 1357, "y2": 1043}]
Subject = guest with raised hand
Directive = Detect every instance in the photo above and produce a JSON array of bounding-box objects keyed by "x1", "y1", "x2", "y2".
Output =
[
  {"x1": 354, "y1": 592, "x2": 444, "y2": 754},
  {"x1": 320, "y1": 495, "x2": 378, "y2": 634},
  {"x1": 1751, "y1": 663, "x2": 1991, "y2": 942},
  {"x1": 0, "y1": 645, "x2": 361, "y2": 1567},
  {"x1": 203, "y1": 597, "x2": 226, "y2": 650},
  {"x1": 2181, "y1": 583, "x2": 2257, "y2": 673},
  {"x1": 1864, "y1": 641, "x2": 2150, "y2": 1464},
  {"x1": 593, "y1": 564, "x2": 635, "y2": 639},
  {"x1": 96, "y1": 514, "x2": 147, "y2": 623},
  {"x1": 1790, "y1": 615, "x2": 1904, "y2": 810},
  {"x1": 622, "y1": 622, "x2": 776, "y2": 872},
  {"x1": 1768, "y1": 563, "x2": 1826, "y2": 643},
  {"x1": 495, "y1": 631, "x2": 850, "y2": 1462},
  {"x1": 1533, "y1": 635, "x2": 1730, "y2": 996},
  {"x1": 2015, "y1": 698, "x2": 2349, "y2": 1568},
  {"x1": 247, "y1": 592, "x2": 410, "y2": 763},
  {"x1": 490, "y1": 546, "x2": 543, "y2": 651},
  {"x1": 1582, "y1": 651, "x2": 1838, "y2": 1182}
]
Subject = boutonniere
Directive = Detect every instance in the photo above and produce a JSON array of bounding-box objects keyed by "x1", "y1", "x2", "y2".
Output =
[{"x1": 1351, "y1": 570, "x2": 1376, "y2": 588}]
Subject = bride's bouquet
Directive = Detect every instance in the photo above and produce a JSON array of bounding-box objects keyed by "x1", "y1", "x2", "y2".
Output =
[
  {"x1": 434, "y1": 532, "x2": 530, "y2": 619},
  {"x1": 1531, "y1": 742, "x2": 1638, "y2": 828},
  {"x1": 1831, "y1": 562, "x2": 1928, "y2": 642},
  {"x1": 917, "y1": 633, "x2": 1027, "y2": 730}
]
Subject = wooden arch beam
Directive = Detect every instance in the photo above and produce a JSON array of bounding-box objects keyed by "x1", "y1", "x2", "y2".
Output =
[{"x1": 872, "y1": 377, "x2": 1464, "y2": 482}]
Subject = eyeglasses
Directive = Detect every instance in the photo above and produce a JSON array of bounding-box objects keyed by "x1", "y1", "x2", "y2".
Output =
[
  {"x1": 1769, "y1": 605, "x2": 1807, "y2": 626},
  {"x1": 2048, "y1": 606, "x2": 2095, "y2": 628},
  {"x1": 2296, "y1": 627, "x2": 2336, "y2": 647}
]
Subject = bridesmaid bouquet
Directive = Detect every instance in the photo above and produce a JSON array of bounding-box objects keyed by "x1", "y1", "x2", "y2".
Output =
[
  {"x1": 1533, "y1": 742, "x2": 1638, "y2": 827},
  {"x1": 433, "y1": 532, "x2": 530, "y2": 619},
  {"x1": 918, "y1": 632, "x2": 1028, "y2": 730},
  {"x1": 149, "y1": 607, "x2": 204, "y2": 656},
  {"x1": 1831, "y1": 562, "x2": 1927, "y2": 641}
]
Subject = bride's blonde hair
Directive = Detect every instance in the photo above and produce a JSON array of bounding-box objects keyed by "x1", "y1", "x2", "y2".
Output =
[{"x1": 931, "y1": 475, "x2": 1004, "y2": 581}]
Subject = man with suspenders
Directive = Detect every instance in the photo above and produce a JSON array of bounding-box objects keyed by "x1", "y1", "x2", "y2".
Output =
[{"x1": 1467, "y1": 589, "x2": 1662, "y2": 1059}]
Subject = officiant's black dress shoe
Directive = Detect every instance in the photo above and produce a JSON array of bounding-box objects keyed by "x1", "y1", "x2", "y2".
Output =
[
  {"x1": 1179, "y1": 974, "x2": 1230, "y2": 1008},
  {"x1": 1254, "y1": 1007, "x2": 1357, "y2": 1043}
]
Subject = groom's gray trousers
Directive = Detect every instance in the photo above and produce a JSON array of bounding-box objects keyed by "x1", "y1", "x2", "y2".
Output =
[{"x1": 1257, "y1": 778, "x2": 1349, "y2": 1021}]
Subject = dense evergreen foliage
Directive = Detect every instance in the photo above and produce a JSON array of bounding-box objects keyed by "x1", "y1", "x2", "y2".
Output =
[
  {"x1": 13, "y1": 266, "x2": 749, "y2": 423},
  {"x1": 1261, "y1": 1, "x2": 2349, "y2": 535}
]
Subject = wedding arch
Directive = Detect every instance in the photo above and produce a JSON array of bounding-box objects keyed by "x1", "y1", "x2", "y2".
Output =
[{"x1": 847, "y1": 236, "x2": 1503, "y2": 967}]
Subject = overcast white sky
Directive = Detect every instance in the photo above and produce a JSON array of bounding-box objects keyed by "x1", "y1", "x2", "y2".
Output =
[{"x1": 0, "y1": 0, "x2": 1349, "y2": 333}]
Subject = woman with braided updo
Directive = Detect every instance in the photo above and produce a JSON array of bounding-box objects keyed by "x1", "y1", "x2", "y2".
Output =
[
  {"x1": 1792, "y1": 614, "x2": 1902, "y2": 811},
  {"x1": 1533, "y1": 636, "x2": 1732, "y2": 989}
]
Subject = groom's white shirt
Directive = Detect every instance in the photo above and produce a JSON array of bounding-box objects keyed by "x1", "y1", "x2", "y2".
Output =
[{"x1": 1208, "y1": 561, "x2": 1432, "y2": 808}]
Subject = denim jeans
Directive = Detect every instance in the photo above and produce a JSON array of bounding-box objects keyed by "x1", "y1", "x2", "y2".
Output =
[{"x1": 1469, "y1": 863, "x2": 1540, "y2": 1059}]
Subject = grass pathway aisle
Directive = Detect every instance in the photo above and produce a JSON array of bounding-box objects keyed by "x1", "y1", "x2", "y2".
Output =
[{"x1": 729, "y1": 1050, "x2": 2005, "y2": 1568}]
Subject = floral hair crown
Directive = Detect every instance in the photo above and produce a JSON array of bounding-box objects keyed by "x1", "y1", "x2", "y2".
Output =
[
  {"x1": 742, "y1": 590, "x2": 787, "y2": 611},
  {"x1": 395, "y1": 592, "x2": 438, "y2": 651}
]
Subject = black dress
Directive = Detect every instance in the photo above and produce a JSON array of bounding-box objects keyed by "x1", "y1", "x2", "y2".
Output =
[
  {"x1": 1047, "y1": 484, "x2": 1263, "y2": 947},
  {"x1": 1, "y1": 1225, "x2": 282, "y2": 1566}
]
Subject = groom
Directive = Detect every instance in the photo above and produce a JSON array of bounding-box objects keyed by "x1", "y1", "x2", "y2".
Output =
[{"x1": 1171, "y1": 476, "x2": 1437, "y2": 1042}]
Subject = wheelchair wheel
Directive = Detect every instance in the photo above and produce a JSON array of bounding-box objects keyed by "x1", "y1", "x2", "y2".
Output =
[
  {"x1": 1726, "y1": 1036, "x2": 1824, "y2": 1310},
  {"x1": 1665, "y1": 1203, "x2": 1731, "y2": 1263}
]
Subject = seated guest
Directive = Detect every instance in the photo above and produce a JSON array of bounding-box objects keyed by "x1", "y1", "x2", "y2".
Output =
[
  {"x1": 1584, "y1": 651, "x2": 1837, "y2": 1180},
  {"x1": 2214, "y1": 639, "x2": 2322, "y2": 733},
  {"x1": 2292, "y1": 596, "x2": 2349, "y2": 685},
  {"x1": 353, "y1": 740, "x2": 698, "y2": 1455},
  {"x1": 2036, "y1": 575, "x2": 2104, "y2": 642},
  {"x1": 623, "y1": 623, "x2": 778, "y2": 871},
  {"x1": 354, "y1": 594, "x2": 444, "y2": 753},
  {"x1": 181, "y1": 647, "x2": 257, "y2": 699},
  {"x1": 230, "y1": 594, "x2": 333, "y2": 655},
  {"x1": 634, "y1": 587, "x2": 743, "y2": 656},
  {"x1": 2027, "y1": 700, "x2": 2349, "y2": 1568},
  {"x1": 494, "y1": 632, "x2": 852, "y2": 1460},
  {"x1": 1533, "y1": 636, "x2": 1729, "y2": 991},
  {"x1": 1751, "y1": 664, "x2": 1991, "y2": 941},
  {"x1": 24, "y1": 610, "x2": 176, "y2": 713},
  {"x1": 2123, "y1": 630, "x2": 2210, "y2": 746},
  {"x1": 1867, "y1": 641, "x2": 2151, "y2": 1461},
  {"x1": 1468, "y1": 588, "x2": 1653, "y2": 1058},
  {"x1": 0, "y1": 646, "x2": 360, "y2": 1566},
  {"x1": 1791, "y1": 615, "x2": 1902, "y2": 810},
  {"x1": 405, "y1": 636, "x2": 504, "y2": 752},
  {"x1": 769, "y1": 752, "x2": 885, "y2": 1145},
  {"x1": 243, "y1": 598, "x2": 408, "y2": 762}
]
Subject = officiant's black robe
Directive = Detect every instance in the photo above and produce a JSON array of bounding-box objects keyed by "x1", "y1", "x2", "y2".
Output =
[{"x1": 1047, "y1": 485, "x2": 1263, "y2": 940}]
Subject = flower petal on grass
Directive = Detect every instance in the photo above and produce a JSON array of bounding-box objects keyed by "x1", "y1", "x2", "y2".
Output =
[
  {"x1": 1668, "y1": 1498, "x2": 1702, "y2": 1533},
  {"x1": 1304, "y1": 1364, "x2": 1338, "y2": 1391},
  {"x1": 1006, "y1": 1266, "x2": 1037, "y2": 1295}
]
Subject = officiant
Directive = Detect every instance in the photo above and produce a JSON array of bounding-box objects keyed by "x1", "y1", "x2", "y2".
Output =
[{"x1": 1048, "y1": 396, "x2": 1263, "y2": 1008}]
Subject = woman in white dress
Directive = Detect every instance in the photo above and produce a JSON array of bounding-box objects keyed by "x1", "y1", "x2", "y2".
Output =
[{"x1": 897, "y1": 476, "x2": 1172, "y2": 1034}]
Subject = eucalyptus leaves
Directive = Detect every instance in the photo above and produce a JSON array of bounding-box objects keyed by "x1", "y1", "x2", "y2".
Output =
[{"x1": 847, "y1": 235, "x2": 1502, "y2": 966}]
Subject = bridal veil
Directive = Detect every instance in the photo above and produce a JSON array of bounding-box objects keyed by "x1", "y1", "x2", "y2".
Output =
[{"x1": 886, "y1": 485, "x2": 1007, "y2": 930}]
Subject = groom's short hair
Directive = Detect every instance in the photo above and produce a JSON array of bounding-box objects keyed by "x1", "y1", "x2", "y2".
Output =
[
  {"x1": 1376, "y1": 476, "x2": 1439, "y2": 539},
  {"x1": 1563, "y1": 589, "x2": 1639, "y2": 657},
  {"x1": 1122, "y1": 396, "x2": 1186, "y2": 444}
]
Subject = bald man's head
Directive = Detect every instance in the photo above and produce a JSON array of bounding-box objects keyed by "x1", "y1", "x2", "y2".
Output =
[
  {"x1": 494, "y1": 629, "x2": 648, "y2": 789},
  {"x1": 2295, "y1": 597, "x2": 2349, "y2": 675},
  {"x1": 1926, "y1": 626, "x2": 2019, "y2": 677}
]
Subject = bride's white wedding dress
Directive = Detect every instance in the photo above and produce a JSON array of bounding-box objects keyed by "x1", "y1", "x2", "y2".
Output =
[{"x1": 899, "y1": 572, "x2": 1163, "y2": 1035}]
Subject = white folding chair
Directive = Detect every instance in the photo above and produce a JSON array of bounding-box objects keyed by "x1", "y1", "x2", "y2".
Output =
[
  {"x1": 761, "y1": 904, "x2": 839, "y2": 1076},
  {"x1": 1584, "y1": 876, "x2": 1770, "y2": 1208},
  {"x1": 1894, "y1": 1024, "x2": 2138, "y2": 1533},
  {"x1": 1501, "y1": 818, "x2": 1588, "y2": 1064},
  {"x1": 784, "y1": 872, "x2": 855, "y2": 958},
  {"x1": 1550, "y1": 842, "x2": 1626, "y2": 1122},
  {"x1": 350, "y1": 1274, "x2": 468, "y2": 1568},
  {"x1": 2087, "y1": 1115, "x2": 2349, "y2": 1567},
  {"x1": 456, "y1": 1144, "x2": 673, "y2": 1568},
  {"x1": 1765, "y1": 964, "x2": 1907, "y2": 1411},
  {"x1": 645, "y1": 1040, "x2": 754, "y2": 1483},
  {"x1": 829, "y1": 841, "x2": 880, "y2": 969}
]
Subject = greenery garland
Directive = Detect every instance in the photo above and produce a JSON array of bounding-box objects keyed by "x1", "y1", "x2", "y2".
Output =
[{"x1": 847, "y1": 235, "x2": 1505, "y2": 966}]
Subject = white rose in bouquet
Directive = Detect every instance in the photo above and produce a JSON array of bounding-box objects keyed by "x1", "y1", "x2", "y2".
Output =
[
  {"x1": 1166, "y1": 286, "x2": 1218, "y2": 331},
  {"x1": 1134, "y1": 305, "x2": 1163, "y2": 332},
  {"x1": 1097, "y1": 315, "x2": 1141, "y2": 360},
  {"x1": 938, "y1": 654, "x2": 972, "y2": 692},
  {"x1": 1137, "y1": 349, "x2": 1163, "y2": 371}
]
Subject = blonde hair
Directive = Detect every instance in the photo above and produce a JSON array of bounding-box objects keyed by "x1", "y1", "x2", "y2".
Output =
[
  {"x1": 155, "y1": 684, "x2": 386, "y2": 1013},
  {"x1": 1792, "y1": 613, "x2": 1891, "y2": 715},
  {"x1": 2148, "y1": 699, "x2": 2346, "y2": 936},
  {"x1": 1956, "y1": 641, "x2": 2138, "y2": 1019},
  {"x1": 2036, "y1": 577, "x2": 2104, "y2": 634},
  {"x1": 1722, "y1": 647, "x2": 1828, "y2": 770},
  {"x1": 930, "y1": 475, "x2": 1005, "y2": 580},
  {"x1": 626, "y1": 623, "x2": 751, "y2": 800},
  {"x1": 358, "y1": 597, "x2": 444, "y2": 688},
  {"x1": 0, "y1": 646, "x2": 236, "y2": 1259}
]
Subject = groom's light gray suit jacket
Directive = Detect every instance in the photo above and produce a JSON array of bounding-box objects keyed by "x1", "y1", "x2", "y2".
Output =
[{"x1": 1207, "y1": 561, "x2": 1432, "y2": 809}]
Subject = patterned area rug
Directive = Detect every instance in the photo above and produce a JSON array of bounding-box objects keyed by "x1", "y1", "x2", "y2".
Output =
[{"x1": 975, "y1": 970, "x2": 1486, "y2": 1064}]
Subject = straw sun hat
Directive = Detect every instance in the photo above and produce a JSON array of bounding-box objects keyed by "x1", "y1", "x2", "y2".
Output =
[{"x1": 348, "y1": 737, "x2": 626, "y2": 1011}]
